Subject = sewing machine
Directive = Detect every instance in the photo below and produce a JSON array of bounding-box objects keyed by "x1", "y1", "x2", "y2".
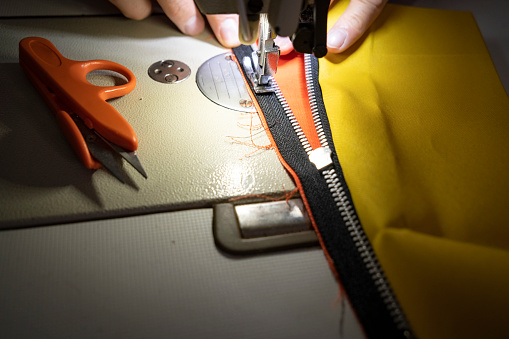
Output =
[
  {"x1": 195, "y1": 0, "x2": 329, "y2": 93},
  {"x1": 0, "y1": 0, "x2": 507, "y2": 338},
  {"x1": 0, "y1": 1, "x2": 356, "y2": 337}
]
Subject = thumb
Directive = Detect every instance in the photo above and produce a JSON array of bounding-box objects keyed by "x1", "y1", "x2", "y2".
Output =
[
  {"x1": 206, "y1": 14, "x2": 241, "y2": 48},
  {"x1": 327, "y1": 0, "x2": 387, "y2": 53}
]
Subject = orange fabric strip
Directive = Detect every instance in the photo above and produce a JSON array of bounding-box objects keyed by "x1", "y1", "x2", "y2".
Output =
[{"x1": 274, "y1": 52, "x2": 322, "y2": 150}]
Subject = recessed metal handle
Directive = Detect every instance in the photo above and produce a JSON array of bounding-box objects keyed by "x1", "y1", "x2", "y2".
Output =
[{"x1": 213, "y1": 199, "x2": 319, "y2": 254}]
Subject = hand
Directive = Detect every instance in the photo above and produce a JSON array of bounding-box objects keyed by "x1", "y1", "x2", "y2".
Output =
[
  {"x1": 327, "y1": 0, "x2": 387, "y2": 53},
  {"x1": 110, "y1": 0, "x2": 387, "y2": 54},
  {"x1": 109, "y1": 0, "x2": 241, "y2": 48},
  {"x1": 276, "y1": 0, "x2": 388, "y2": 55}
]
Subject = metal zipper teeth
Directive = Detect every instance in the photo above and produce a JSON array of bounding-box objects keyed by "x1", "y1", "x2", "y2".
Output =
[
  {"x1": 272, "y1": 55, "x2": 329, "y2": 155},
  {"x1": 300, "y1": 53, "x2": 411, "y2": 336},
  {"x1": 303, "y1": 54, "x2": 329, "y2": 148},
  {"x1": 272, "y1": 80, "x2": 314, "y2": 155}
]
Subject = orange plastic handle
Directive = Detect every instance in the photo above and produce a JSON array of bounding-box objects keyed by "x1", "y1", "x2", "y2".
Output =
[
  {"x1": 19, "y1": 62, "x2": 102, "y2": 169},
  {"x1": 19, "y1": 37, "x2": 138, "y2": 152}
]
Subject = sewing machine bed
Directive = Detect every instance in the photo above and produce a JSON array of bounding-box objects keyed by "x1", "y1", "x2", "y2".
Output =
[{"x1": 0, "y1": 15, "x2": 295, "y2": 229}]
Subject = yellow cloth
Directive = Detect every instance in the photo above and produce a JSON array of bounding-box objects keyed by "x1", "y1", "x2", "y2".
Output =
[{"x1": 320, "y1": 3, "x2": 509, "y2": 339}]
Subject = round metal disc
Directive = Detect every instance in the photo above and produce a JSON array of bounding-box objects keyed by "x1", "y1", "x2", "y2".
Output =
[
  {"x1": 148, "y1": 60, "x2": 191, "y2": 84},
  {"x1": 196, "y1": 53, "x2": 255, "y2": 113}
]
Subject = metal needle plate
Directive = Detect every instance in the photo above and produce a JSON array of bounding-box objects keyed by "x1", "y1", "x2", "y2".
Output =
[
  {"x1": 196, "y1": 53, "x2": 255, "y2": 113},
  {"x1": 148, "y1": 60, "x2": 191, "y2": 84}
]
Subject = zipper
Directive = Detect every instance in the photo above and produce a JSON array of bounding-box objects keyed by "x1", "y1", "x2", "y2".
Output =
[
  {"x1": 233, "y1": 45, "x2": 414, "y2": 339},
  {"x1": 301, "y1": 53, "x2": 414, "y2": 338}
]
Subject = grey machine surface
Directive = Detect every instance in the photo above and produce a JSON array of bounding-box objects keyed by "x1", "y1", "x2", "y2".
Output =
[{"x1": 0, "y1": 1, "x2": 507, "y2": 338}]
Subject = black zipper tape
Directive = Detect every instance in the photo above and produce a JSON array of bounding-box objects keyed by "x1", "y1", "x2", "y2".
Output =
[{"x1": 232, "y1": 44, "x2": 413, "y2": 339}]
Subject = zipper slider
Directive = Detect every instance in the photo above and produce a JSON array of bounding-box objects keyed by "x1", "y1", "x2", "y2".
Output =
[{"x1": 309, "y1": 146, "x2": 333, "y2": 170}]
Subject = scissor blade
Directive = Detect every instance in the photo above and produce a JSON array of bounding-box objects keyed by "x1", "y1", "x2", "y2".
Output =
[
  {"x1": 86, "y1": 142, "x2": 125, "y2": 183},
  {"x1": 118, "y1": 150, "x2": 148, "y2": 179},
  {"x1": 97, "y1": 134, "x2": 148, "y2": 179},
  {"x1": 72, "y1": 116, "x2": 125, "y2": 183}
]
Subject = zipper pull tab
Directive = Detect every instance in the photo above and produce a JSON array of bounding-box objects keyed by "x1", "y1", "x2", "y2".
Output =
[{"x1": 309, "y1": 147, "x2": 333, "y2": 170}]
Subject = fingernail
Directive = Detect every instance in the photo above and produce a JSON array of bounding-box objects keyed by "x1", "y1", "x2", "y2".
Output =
[
  {"x1": 184, "y1": 15, "x2": 202, "y2": 35},
  {"x1": 219, "y1": 18, "x2": 240, "y2": 47},
  {"x1": 327, "y1": 28, "x2": 348, "y2": 52}
]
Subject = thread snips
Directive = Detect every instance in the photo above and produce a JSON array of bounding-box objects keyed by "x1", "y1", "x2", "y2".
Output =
[{"x1": 19, "y1": 37, "x2": 147, "y2": 183}]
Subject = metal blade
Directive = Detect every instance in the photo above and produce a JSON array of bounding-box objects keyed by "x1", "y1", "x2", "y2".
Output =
[
  {"x1": 97, "y1": 134, "x2": 148, "y2": 179},
  {"x1": 119, "y1": 151, "x2": 148, "y2": 179},
  {"x1": 71, "y1": 115, "x2": 125, "y2": 183}
]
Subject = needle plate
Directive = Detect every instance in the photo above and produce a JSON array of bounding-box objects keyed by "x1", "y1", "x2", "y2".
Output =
[{"x1": 196, "y1": 53, "x2": 255, "y2": 113}]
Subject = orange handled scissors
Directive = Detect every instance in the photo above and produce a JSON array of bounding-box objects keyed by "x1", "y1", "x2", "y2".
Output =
[{"x1": 19, "y1": 36, "x2": 147, "y2": 182}]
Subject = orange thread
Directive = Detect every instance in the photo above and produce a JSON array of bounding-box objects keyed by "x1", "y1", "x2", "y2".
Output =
[
  {"x1": 229, "y1": 109, "x2": 273, "y2": 158},
  {"x1": 238, "y1": 111, "x2": 263, "y2": 130},
  {"x1": 238, "y1": 122, "x2": 263, "y2": 130}
]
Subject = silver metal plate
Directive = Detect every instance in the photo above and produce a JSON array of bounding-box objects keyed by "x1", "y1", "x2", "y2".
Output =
[
  {"x1": 196, "y1": 53, "x2": 255, "y2": 113},
  {"x1": 235, "y1": 199, "x2": 312, "y2": 239},
  {"x1": 148, "y1": 60, "x2": 191, "y2": 84}
]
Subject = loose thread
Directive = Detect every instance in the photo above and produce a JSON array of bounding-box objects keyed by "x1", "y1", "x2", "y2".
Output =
[
  {"x1": 333, "y1": 286, "x2": 346, "y2": 339},
  {"x1": 238, "y1": 111, "x2": 264, "y2": 130},
  {"x1": 229, "y1": 111, "x2": 273, "y2": 158},
  {"x1": 229, "y1": 129, "x2": 267, "y2": 139},
  {"x1": 237, "y1": 121, "x2": 263, "y2": 130}
]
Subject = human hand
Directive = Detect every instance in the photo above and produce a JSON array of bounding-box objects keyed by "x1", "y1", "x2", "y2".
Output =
[
  {"x1": 109, "y1": 0, "x2": 241, "y2": 48},
  {"x1": 326, "y1": 0, "x2": 388, "y2": 53},
  {"x1": 110, "y1": 0, "x2": 387, "y2": 54},
  {"x1": 276, "y1": 0, "x2": 388, "y2": 55}
]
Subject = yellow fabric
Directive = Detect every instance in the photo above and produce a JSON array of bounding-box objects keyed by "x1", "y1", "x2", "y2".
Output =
[{"x1": 320, "y1": 3, "x2": 509, "y2": 338}]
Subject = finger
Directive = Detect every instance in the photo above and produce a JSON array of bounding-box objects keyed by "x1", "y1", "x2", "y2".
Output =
[
  {"x1": 327, "y1": 0, "x2": 387, "y2": 53},
  {"x1": 109, "y1": 0, "x2": 152, "y2": 20},
  {"x1": 206, "y1": 14, "x2": 241, "y2": 48},
  {"x1": 157, "y1": 0, "x2": 205, "y2": 35},
  {"x1": 274, "y1": 36, "x2": 293, "y2": 55}
]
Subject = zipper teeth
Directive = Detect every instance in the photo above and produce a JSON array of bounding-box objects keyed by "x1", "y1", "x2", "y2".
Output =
[
  {"x1": 304, "y1": 54, "x2": 328, "y2": 148},
  {"x1": 302, "y1": 54, "x2": 412, "y2": 335},
  {"x1": 273, "y1": 79, "x2": 314, "y2": 155},
  {"x1": 232, "y1": 42, "x2": 413, "y2": 337},
  {"x1": 322, "y1": 168, "x2": 409, "y2": 332}
]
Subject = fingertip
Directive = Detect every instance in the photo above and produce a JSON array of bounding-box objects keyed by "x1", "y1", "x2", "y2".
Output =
[
  {"x1": 183, "y1": 15, "x2": 205, "y2": 36},
  {"x1": 326, "y1": 0, "x2": 388, "y2": 53},
  {"x1": 158, "y1": 0, "x2": 205, "y2": 36},
  {"x1": 274, "y1": 36, "x2": 293, "y2": 55},
  {"x1": 110, "y1": 0, "x2": 152, "y2": 21},
  {"x1": 125, "y1": 11, "x2": 151, "y2": 21},
  {"x1": 326, "y1": 28, "x2": 348, "y2": 53},
  {"x1": 207, "y1": 15, "x2": 240, "y2": 48},
  {"x1": 219, "y1": 18, "x2": 241, "y2": 47}
]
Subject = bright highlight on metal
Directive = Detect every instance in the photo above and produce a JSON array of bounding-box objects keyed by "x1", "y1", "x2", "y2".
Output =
[
  {"x1": 196, "y1": 53, "x2": 255, "y2": 113},
  {"x1": 241, "y1": 14, "x2": 280, "y2": 94}
]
